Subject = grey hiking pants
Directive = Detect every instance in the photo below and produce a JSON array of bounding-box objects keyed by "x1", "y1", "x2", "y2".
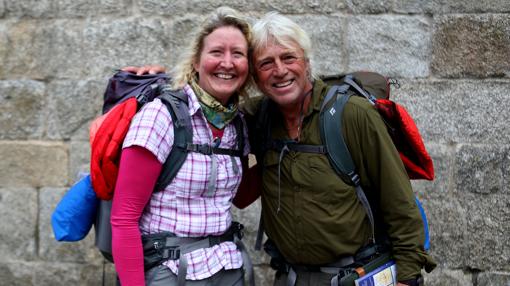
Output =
[
  {"x1": 273, "y1": 269, "x2": 336, "y2": 286},
  {"x1": 145, "y1": 265, "x2": 244, "y2": 286}
]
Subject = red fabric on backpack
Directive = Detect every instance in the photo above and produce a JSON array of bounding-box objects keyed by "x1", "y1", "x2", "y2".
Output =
[
  {"x1": 375, "y1": 98, "x2": 434, "y2": 180},
  {"x1": 90, "y1": 97, "x2": 139, "y2": 200}
]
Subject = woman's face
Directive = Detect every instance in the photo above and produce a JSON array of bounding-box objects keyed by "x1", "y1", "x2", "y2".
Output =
[{"x1": 193, "y1": 26, "x2": 249, "y2": 105}]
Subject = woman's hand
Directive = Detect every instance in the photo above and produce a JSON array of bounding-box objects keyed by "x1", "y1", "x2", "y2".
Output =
[{"x1": 121, "y1": 65, "x2": 167, "y2": 75}]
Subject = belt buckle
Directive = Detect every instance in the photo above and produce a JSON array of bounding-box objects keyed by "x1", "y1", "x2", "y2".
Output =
[
  {"x1": 230, "y1": 222, "x2": 244, "y2": 239},
  {"x1": 162, "y1": 247, "x2": 180, "y2": 260},
  {"x1": 236, "y1": 224, "x2": 244, "y2": 239}
]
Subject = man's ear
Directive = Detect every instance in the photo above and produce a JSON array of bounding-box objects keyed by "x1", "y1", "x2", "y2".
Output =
[{"x1": 305, "y1": 58, "x2": 312, "y2": 81}]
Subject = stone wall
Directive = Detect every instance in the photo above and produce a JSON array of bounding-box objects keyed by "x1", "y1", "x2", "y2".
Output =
[{"x1": 0, "y1": 0, "x2": 509, "y2": 285}]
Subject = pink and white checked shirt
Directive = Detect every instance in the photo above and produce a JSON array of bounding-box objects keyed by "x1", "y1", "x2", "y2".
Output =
[{"x1": 122, "y1": 84, "x2": 250, "y2": 280}]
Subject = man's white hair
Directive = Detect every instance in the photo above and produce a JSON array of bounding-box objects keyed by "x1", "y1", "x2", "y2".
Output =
[{"x1": 251, "y1": 11, "x2": 316, "y2": 79}]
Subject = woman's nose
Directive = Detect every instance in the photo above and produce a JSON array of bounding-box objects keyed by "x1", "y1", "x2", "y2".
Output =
[{"x1": 220, "y1": 53, "x2": 234, "y2": 68}]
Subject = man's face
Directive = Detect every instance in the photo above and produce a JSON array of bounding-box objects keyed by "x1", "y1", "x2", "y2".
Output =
[{"x1": 253, "y1": 40, "x2": 313, "y2": 108}]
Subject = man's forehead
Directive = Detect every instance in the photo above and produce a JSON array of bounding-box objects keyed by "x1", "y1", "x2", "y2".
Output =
[{"x1": 254, "y1": 41, "x2": 302, "y2": 60}]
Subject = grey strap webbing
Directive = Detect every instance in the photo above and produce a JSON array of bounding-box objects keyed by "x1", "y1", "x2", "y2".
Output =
[
  {"x1": 234, "y1": 237, "x2": 255, "y2": 286},
  {"x1": 287, "y1": 268, "x2": 297, "y2": 286},
  {"x1": 254, "y1": 216, "x2": 264, "y2": 251},
  {"x1": 206, "y1": 154, "x2": 218, "y2": 196},
  {"x1": 320, "y1": 86, "x2": 376, "y2": 244},
  {"x1": 331, "y1": 275, "x2": 339, "y2": 286},
  {"x1": 343, "y1": 75, "x2": 377, "y2": 104}
]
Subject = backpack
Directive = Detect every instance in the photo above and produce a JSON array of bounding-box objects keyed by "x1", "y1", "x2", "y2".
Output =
[
  {"x1": 253, "y1": 71, "x2": 433, "y2": 251},
  {"x1": 90, "y1": 71, "x2": 245, "y2": 262}
]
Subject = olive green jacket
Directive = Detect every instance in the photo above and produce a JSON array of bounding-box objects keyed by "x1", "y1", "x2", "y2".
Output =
[{"x1": 241, "y1": 79, "x2": 436, "y2": 280}]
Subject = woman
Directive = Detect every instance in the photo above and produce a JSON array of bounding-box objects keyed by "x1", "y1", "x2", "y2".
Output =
[{"x1": 111, "y1": 7, "x2": 253, "y2": 286}]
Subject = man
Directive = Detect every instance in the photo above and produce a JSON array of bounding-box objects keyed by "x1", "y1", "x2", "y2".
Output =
[
  {"x1": 236, "y1": 12, "x2": 436, "y2": 286},
  {"x1": 125, "y1": 12, "x2": 436, "y2": 286}
]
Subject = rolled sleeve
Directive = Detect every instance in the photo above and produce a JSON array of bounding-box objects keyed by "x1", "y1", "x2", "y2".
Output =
[{"x1": 123, "y1": 99, "x2": 174, "y2": 164}]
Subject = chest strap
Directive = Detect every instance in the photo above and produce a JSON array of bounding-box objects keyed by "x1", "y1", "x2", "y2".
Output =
[
  {"x1": 268, "y1": 140, "x2": 327, "y2": 154},
  {"x1": 183, "y1": 142, "x2": 243, "y2": 157}
]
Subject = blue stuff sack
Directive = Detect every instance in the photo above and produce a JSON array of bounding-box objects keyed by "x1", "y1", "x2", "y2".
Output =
[
  {"x1": 51, "y1": 174, "x2": 99, "y2": 241},
  {"x1": 415, "y1": 196, "x2": 430, "y2": 251}
]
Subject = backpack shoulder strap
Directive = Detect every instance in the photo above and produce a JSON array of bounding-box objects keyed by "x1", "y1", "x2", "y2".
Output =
[
  {"x1": 154, "y1": 86, "x2": 192, "y2": 192},
  {"x1": 319, "y1": 84, "x2": 359, "y2": 185},
  {"x1": 320, "y1": 83, "x2": 376, "y2": 244}
]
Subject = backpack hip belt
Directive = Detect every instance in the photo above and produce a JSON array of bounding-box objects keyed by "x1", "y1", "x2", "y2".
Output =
[
  {"x1": 267, "y1": 242, "x2": 391, "y2": 286},
  {"x1": 142, "y1": 222, "x2": 254, "y2": 286}
]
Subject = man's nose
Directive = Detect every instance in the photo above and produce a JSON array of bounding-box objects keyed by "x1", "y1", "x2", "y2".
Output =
[{"x1": 273, "y1": 60, "x2": 287, "y2": 76}]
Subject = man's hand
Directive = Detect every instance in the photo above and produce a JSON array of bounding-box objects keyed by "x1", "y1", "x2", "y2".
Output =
[{"x1": 121, "y1": 65, "x2": 166, "y2": 75}]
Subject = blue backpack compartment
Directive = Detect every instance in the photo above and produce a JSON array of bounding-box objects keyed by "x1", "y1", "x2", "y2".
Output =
[{"x1": 51, "y1": 174, "x2": 99, "y2": 241}]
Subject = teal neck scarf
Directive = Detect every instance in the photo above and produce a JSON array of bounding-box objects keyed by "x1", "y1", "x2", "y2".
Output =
[{"x1": 191, "y1": 79, "x2": 238, "y2": 130}]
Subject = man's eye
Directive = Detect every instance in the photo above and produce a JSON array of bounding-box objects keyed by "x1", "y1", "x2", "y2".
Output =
[
  {"x1": 283, "y1": 56, "x2": 297, "y2": 63},
  {"x1": 258, "y1": 61, "x2": 274, "y2": 70}
]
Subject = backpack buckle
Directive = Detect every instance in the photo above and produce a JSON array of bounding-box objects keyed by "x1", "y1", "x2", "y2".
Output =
[
  {"x1": 187, "y1": 143, "x2": 213, "y2": 155},
  {"x1": 347, "y1": 171, "x2": 361, "y2": 186},
  {"x1": 135, "y1": 90, "x2": 149, "y2": 105}
]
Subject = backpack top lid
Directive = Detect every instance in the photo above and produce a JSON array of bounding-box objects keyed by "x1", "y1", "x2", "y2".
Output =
[
  {"x1": 350, "y1": 71, "x2": 390, "y2": 100},
  {"x1": 102, "y1": 71, "x2": 169, "y2": 114},
  {"x1": 321, "y1": 71, "x2": 390, "y2": 101}
]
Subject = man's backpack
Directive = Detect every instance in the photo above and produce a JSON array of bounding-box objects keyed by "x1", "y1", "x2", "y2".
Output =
[
  {"x1": 253, "y1": 71, "x2": 433, "y2": 251},
  {"x1": 90, "y1": 71, "x2": 245, "y2": 262}
]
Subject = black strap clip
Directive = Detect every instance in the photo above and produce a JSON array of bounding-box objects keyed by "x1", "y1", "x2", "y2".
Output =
[
  {"x1": 187, "y1": 143, "x2": 213, "y2": 155},
  {"x1": 161, "y1": 247, "x2": 181, "y2": 260}
]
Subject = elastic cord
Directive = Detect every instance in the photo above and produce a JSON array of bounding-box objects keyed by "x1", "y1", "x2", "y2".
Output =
[{"x1": 277, "y1": 144, "x2": 290, "y2": 215}]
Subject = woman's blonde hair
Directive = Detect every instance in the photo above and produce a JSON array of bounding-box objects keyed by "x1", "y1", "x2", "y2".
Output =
[
  {"x1": 251, "y1": 11, "x2": 316, "y2": 80},
  {"x1": 172, "y1": 7, "x2": 253, "y2": 99}
]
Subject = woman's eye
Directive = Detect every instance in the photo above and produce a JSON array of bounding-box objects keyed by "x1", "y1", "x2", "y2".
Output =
[{"x1": 233, "y1": 51, "x2": 246, "y2": 58}]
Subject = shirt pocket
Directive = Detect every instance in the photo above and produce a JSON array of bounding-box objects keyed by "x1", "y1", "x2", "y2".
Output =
[
  {"x1": 307, "y1": 155, "x2": 357, "y2": 204},
  {"x1": 260, "y1": 151, "x2": 282, "y2": 199}
]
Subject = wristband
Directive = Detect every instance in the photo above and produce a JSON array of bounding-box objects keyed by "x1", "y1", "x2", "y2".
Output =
[{"x1": 400, "y1": 275, "x2": 424, "y2": 286}]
